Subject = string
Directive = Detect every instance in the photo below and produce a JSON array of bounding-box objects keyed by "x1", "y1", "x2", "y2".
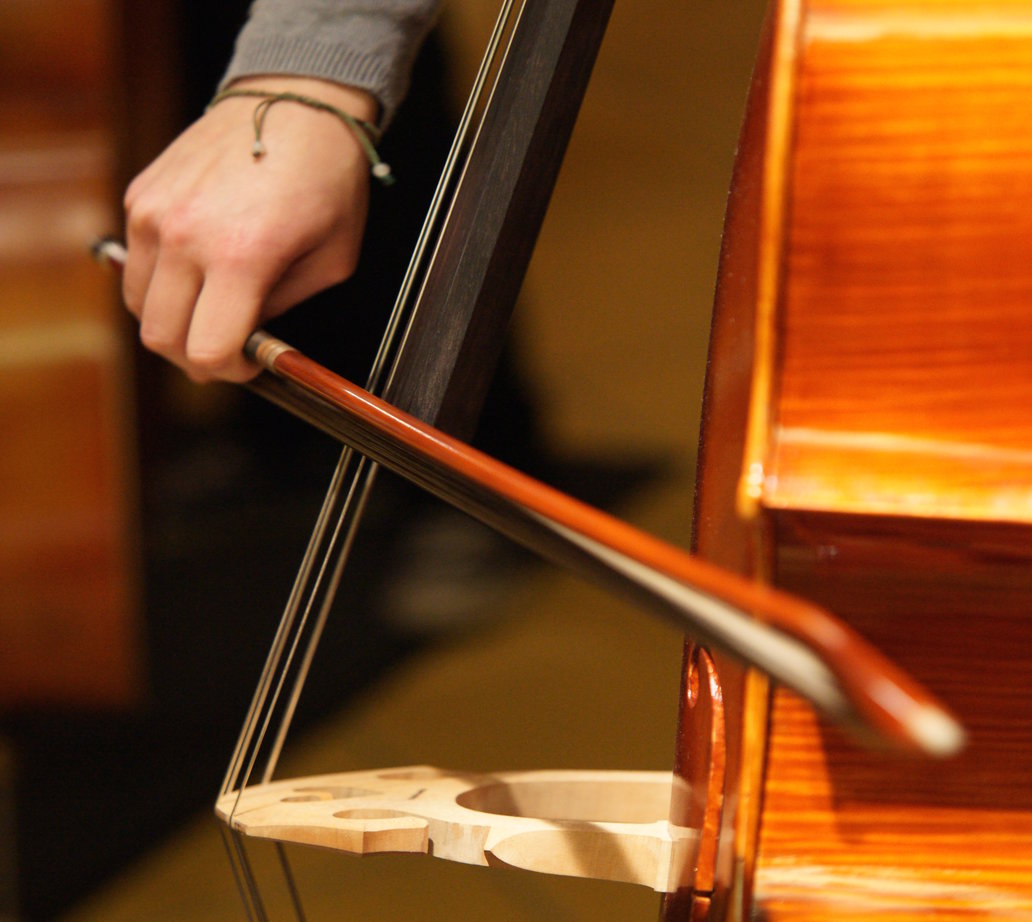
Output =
[
  {"x1": 218, "y1": 824, "x2": 269, "y2": 922},
  {"x1": 276, "y1": 842, "x2": 308, "y2": 921},
  {"x1": 220, "y1": 0, "x2": 521, "y2": 817}
]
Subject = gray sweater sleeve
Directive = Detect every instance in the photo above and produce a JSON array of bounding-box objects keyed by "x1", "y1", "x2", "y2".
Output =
[{"x1": 220, "y1": 0, "x2": 442, "y2": 128}]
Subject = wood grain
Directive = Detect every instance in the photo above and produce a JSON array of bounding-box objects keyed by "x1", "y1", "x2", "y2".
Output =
[
  {"x1": 759, "y1": 514, "x2": 1032, "y2": 919},
  {"x1": 769, "y1": 0, "x2": 1032, "y2": 521},
  {"x1": 732, "y1": 1, "x2": 1032, "y2": 917}
]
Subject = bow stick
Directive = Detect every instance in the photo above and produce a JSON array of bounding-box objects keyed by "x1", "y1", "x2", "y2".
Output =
[{"x1": 94, "y1": 238, "x2": 964, "y2": 757}]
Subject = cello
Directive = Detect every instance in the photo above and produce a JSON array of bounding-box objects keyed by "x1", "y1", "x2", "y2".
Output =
[{"x1": 98, "y1": 0, "x2": 1032, "y2": 918}]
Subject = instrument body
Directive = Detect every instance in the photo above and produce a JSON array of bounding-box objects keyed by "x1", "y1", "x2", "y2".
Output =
[{"x1": 677, "y1": 0, "x2": 1032, "y2": 916}]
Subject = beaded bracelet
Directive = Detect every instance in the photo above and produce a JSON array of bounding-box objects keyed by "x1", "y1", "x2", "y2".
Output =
[{"x1": 208, "y1": 87, "x2": 395, "y2": 186}]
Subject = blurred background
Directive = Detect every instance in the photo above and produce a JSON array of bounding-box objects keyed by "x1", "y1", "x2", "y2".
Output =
[{"x1": 0, "y1": 0, "x2": 765, "y2": 918}]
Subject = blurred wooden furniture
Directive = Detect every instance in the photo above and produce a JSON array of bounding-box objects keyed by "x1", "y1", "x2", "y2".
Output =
[{"x1": 0, "y1": 0, "x2": 140, "y2": 708}]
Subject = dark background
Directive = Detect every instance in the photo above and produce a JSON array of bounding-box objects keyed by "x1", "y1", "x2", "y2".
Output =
[{"x1": 3, "y1": 4, "x2": 661, "y2": 917}]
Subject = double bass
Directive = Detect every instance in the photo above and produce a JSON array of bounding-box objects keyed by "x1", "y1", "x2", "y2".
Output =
[
  {"x1": 672, "y1": 0, "x2": 1032, "y2": 916},
  {"x1": 99, "y1": 0, "x2": 1032, "y2": 917}
]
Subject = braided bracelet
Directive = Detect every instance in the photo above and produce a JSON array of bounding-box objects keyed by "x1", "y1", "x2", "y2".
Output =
[{"x1": 208, "y1": 87, "x2": 395, "y2": 186}]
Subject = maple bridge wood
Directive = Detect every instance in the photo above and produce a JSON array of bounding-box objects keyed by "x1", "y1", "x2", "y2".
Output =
[{"x1": 217, "y1": 767, "x2": 698, "y2": 893}]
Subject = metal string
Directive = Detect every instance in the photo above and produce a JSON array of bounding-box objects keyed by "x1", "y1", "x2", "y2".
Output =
[
  {"x1": 217, "y1": 4, "x2": 522, "y2": 912},
  {"x1": 275, "y1": 841, "x2": 308, "y2": 921},
  {"x1": 218, "y1": 823, "x2": 269, "y2": 922},
  {"x1": 221, "y1": 0, "x2": 520, "y2": 803}
]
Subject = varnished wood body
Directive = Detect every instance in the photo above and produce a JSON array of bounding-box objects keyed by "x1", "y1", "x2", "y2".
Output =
[
  {"x1": 761, "y1": 514, "x2": 1032, "y2": 919},
  {"x1": 684, "y1": 0, "x2": 1032, "y2": 917}
]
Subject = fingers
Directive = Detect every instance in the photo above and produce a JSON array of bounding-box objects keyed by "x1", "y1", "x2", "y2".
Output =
[
  {"x1": 119, "y1": 77, "x2": 376, "y2": 383},
  {"x1": 126, "y1": 229, "x2": 359, "y2": 383},
  {"x1": 124, "y1": 193, "x2": 263, "y2": 382},
  {"x1": 139, "y1": 257, "x2": 267, "y2": 384},
  {"x1": 124, "y1": 191, "x2": 267, "y2": 382},
  {"x1": 137, "y1": 252, "x2": 204, "y2": 376},
  {"x1": 122, "y1": 216, "x2": 364, "y2": 384},
  {"x1": 130, "y1": 247, "x2": 268, "y2": 383},
  {"x1": 186, "y1": 269, "x2": 266, "y2": 383}
]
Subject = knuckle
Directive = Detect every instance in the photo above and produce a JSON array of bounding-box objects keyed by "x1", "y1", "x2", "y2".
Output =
[
  {"x1": 158, "y1": 207, "x2": 201, "y2": 252},
  {"x1": 125, "y1": 187, "x2": 160, "y2": 236},
  {"x1": 311, "y1": 241, "x2": 360, "y2": 291},
  {"x1": 122, "y1": 175, "x2": 143, "y2": 212},
  {"x1": 125, "y1": 203, "x2": 155, "y2": 245},
  {"x1": 128, "y1": 199, "x2": 202, "y2": 256}
]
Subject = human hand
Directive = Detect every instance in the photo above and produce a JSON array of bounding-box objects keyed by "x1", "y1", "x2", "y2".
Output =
[{"x1": 122, "y1": 76, "x2": 379, "y2": 382}]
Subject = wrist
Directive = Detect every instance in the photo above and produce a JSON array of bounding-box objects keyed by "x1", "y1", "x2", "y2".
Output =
[
  {"x1": 209, "y1": 79, "x2": 394, "y2": 184},
  {"x1": 225, "y1": 75, "x2": 380, "y2": 126}
]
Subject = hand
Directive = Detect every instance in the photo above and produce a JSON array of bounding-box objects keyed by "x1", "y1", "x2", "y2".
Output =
[{"x1": 122, "y1": 76, "x2": 379, "y2": 382}]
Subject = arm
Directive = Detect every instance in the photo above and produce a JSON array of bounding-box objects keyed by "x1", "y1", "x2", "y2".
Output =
[{"x1": 122, "y1": 0, "x2": 440, "y2": 383}]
